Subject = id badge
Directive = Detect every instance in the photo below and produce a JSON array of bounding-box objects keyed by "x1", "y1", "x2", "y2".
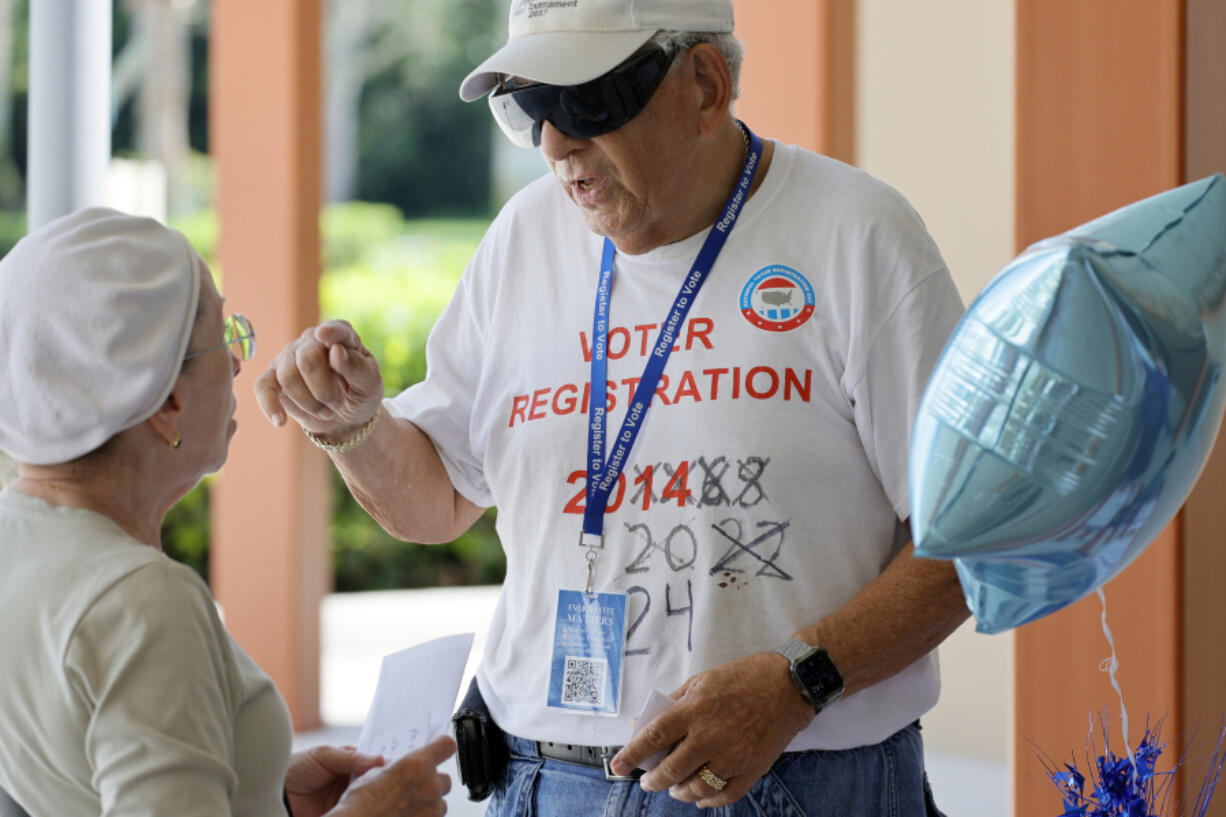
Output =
[{"x1": 547, "y1": 589, "x2": 627, "y2": 715}]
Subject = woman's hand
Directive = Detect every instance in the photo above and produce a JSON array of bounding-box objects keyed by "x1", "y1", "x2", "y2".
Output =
[
  {"x1": 285, "y1": 744, "x2": 384, "y2": 817},
  {"x1": 327, "y1": 735, "x2": 456, "y2": 817}
]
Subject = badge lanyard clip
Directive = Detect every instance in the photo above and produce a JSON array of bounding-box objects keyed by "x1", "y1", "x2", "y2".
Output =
[{"x1": 579, "y1": 532, "x2": 603, "y2": 595}]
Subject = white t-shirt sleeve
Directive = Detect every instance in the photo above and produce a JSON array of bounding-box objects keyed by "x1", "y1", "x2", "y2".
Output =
[
  {"x1": 837, "y1": 187, "x2": 966, "y2": 523},
  {"x1": 65, "y1": 560, "x2": 241, "y2": 817},
  {"x1": 848, "y1": 269, "x2": 964, "y2": 521}
]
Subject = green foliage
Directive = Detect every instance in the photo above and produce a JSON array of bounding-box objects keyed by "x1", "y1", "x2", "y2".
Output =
[
  {"x1": 318, "y1": 204, "x2": 503, "y2": 590},
  {"x1": 4, "y1": 0, "x2": 29, "y2": 208},
  {"x1": 172, "y1": 203, "x2": 220, "y2": 263},
  {"x1": 161, "y1": 476, "x2": 212, "y2": 582},
  {"x1": 161, "y1": 203, "x2": 504, "y2": 591},
  {"x1": 0, "y1": 209, "x2": 25, "y2": 257},
  {"x1": 320, "y1": 207, "x2": 487, "y2": 394},
  {"x1": 355, "y1": 0, "x2": 501, "y2": 215},
  {"x1": 331, "y1": 504, "x2": 503, "y2": 592},
  {"x1": 111, "y1": 1, "x2": 211, "y2": 156},
  {"x1": 4, "y1": 0, "x2": 498, "y2": 218}
]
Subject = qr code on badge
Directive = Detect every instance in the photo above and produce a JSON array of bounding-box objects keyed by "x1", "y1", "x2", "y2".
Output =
[{"x1": 562, "y1": 656, "x2": 607, "y2": 706}]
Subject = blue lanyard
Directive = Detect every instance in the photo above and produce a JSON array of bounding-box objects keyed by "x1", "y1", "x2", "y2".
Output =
[{"x1": 582, "y1": 123, "x2": 763, "y2": 538}]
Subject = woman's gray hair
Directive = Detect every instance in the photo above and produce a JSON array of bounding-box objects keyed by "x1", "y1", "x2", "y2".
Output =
[{"x1": 649, "y1": 30, "x2": 744, "y2": 101}]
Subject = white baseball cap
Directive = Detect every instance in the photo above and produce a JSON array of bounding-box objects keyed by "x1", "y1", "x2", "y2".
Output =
[{"x1": 459, "y1": 0, "x2": 735, "y2": 102}]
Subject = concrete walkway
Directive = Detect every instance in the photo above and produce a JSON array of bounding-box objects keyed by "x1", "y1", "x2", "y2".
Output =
[{"x1": 295, "y1": 587, "x2": 1009, "y2": 817}]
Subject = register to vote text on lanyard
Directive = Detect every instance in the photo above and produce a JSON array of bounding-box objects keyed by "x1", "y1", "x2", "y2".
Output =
[{"x1": 547, "y1": 123, "x2": 764, "y2": 715}]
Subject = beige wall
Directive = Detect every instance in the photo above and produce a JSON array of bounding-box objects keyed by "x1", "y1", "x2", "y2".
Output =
[
  {"x1": 856, "y1": 0, "x2": 1015, "y2": 300},
  {"x1": 854, "y1": 0, "x2": 1015, "y2": 766}
]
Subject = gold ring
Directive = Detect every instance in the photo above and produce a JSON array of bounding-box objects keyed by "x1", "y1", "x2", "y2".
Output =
[{"x1": 697, "y1": 764, "x2": 727, "y2": 791}]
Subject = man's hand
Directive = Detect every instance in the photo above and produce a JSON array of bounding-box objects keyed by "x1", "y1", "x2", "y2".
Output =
[
  {"x1": 253, "y1": 320, "x2": 383, "y2": 443},
  {"x1": 285, "y1": 745, "x2": 384, "y2": 817},
  {"x1": 327, "y1": 735, "x2": 456, "y2": 817},
  {"x1": 610, "y1": 652, "x2": 814, "y2": 808}
]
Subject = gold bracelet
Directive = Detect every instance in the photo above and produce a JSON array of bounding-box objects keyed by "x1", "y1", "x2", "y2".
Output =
[{"x1": 303, "y1": 411, "x2": 380, "y2": 454}]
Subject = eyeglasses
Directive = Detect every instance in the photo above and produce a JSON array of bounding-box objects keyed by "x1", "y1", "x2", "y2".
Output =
[
  {"x1": 184, "y1": 313, "x2": 257, "y2": 362},
  {"x1": 488, "y1": 47, "x2": 674, "y2": 148}
]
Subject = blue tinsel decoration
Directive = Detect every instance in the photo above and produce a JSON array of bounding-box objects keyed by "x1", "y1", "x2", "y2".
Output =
[{"x1": 1045, "y1": 719, "x2": 1225, "y2": 817}]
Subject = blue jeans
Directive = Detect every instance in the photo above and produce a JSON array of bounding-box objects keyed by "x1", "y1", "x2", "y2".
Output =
[{"x1": 486, "y1": 722, "x2": 946, "y2": 817}]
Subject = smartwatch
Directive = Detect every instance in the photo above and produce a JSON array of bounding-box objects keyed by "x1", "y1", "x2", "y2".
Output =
[{"x1": 774, "y1": 637, "x2": 845, "y2": 713}]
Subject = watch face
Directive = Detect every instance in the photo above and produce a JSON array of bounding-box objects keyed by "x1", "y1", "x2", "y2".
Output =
[{"x1": 795, "y1": 649, "x2": 844, "y2": 705}]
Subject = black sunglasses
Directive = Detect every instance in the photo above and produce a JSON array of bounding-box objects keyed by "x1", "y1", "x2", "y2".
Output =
[{"x1": 488, "y1": 47, "x2": 674, "y2": 148}]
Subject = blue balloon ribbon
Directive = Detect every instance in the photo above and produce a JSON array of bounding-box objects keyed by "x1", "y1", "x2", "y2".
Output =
[{"x1": 909, "y1": 173, "x2": 1226, "y2": 634}]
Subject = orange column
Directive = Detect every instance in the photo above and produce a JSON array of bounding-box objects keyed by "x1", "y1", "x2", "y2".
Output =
[
  {"x1": 1185, "y1": 0, "x2": 1226, "y2": 180},
  {"x1": 209, "y1": 0, "x2": 329, "y2": 730},
  {"x1": 733, "y1": 0, "x2": 854, "y2": 162},
  {"x1": 1182, "y1": 3, "x2": 1226, "y2": 815},
  {"x1": 1014, "y1": 3, "x2": 1225, "y2": 816}
]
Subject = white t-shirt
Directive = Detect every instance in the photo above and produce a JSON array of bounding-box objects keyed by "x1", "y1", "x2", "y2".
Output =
[
  {"x1": 388, "y1": 142, "x2": 965, "y2": 751},
  {"x1": 0, "y1": 487, "x2": 292, "y2": 817}
]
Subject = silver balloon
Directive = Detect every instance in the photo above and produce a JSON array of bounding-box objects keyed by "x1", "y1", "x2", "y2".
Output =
[{"x1": 910, "y1": 174, "x2": 1226, "y2": 634}]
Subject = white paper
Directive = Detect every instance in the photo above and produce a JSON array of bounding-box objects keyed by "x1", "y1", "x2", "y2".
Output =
[
  {"x1": 355, "y1": 632, "x2": 474, "y2": 762},
  {"x1": 630, "y1": 689, "x2": 677, "y2": 771}
]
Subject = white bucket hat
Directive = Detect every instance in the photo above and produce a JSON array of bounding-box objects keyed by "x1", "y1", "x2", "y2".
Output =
[
  {"x1": 459, "y1": 0, "x2": 734, "y2": 102},
  {"x1": 0, "y1": 208, "x2": 201, "y2": 465}
]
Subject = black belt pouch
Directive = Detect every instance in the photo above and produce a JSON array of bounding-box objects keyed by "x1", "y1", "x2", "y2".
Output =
[{"x1": 451, "y1": 676, "x2": 509, "y2": 802}]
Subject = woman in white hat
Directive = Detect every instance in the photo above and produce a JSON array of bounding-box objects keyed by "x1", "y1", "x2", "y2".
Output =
[{"x1": 0, "y1": 208, "x2": 453, "y2": 817}]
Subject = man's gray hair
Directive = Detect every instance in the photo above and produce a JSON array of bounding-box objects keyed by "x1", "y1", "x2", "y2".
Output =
[{"x1": 649, "y1": 30, "x2": 744, "y2": 101}]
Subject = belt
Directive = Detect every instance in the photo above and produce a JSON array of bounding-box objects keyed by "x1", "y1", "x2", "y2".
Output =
[{"x1": 537, "y1": 740, "x2": 644, "y2": 781}]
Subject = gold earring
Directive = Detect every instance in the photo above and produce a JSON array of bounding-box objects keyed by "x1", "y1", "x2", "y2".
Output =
[{"x1": 168, "y1": 432, "x2": 182, "y2": 450}]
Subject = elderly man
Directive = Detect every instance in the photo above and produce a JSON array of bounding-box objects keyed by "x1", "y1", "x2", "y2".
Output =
[{"x1": 257, "y1": 1, "x2": 968, "y2": 814}]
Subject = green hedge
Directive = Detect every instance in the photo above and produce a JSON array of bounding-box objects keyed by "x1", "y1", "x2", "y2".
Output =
[
  {"x1": 0, "y1": 210, "x2": 26, "y2": 257},
  {"x1": 163, "y1": 203, "x2": 505, "y2": 590}
]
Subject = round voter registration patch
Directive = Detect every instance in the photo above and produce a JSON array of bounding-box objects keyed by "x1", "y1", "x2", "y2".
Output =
[{"x1": 740, "y1": 265, "x2": 815, "y2": 332}]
